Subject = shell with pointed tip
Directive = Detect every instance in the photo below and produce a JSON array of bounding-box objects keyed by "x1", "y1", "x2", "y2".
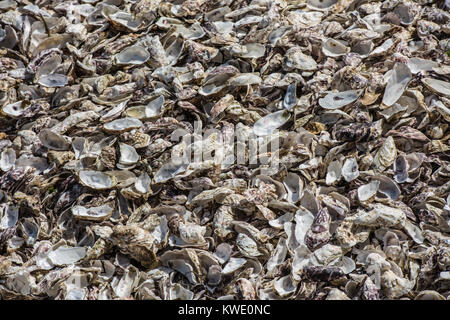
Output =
[
  {"x1": 253, "y1": 110, "x2": 291, "y2": 136},
  {"x1": 382, "y1": 63, "x2": 412, "y2": 106}
]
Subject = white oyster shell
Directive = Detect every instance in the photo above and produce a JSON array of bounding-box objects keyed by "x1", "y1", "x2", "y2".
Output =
[
  {"x1": 319, "y1": 90, "x2": 360, "y2": 109},
  {"x1": 48, "y1": 246, "x2": 86, "y2": 266},
  {"x1": 79, "y1": 170, "x2": 116, "y2": 190},
  {"x1": 39, "y1": 129, "x2": 71, "y2": 150},
  {"x1": 422, "y1": 78, "x2": 450, "y2": 96},
  {"x1": 119, "y1": 143, "x2": 139, "y2": 165},
  {"x1": 341, "y1": 157, "x2": 359, "y2": 182},
  {"x1": 71, "y1": 204, "x2": 113, "y2": 221},
  {"x1": 358, "y1": 181, "x2": 380, "y2": 202},
  {"x1": 382, "y1": 63, "x2": 412, "y2": 106},
  {"x1": 0, "y1": 148, "x2": 16, "y2": 171},
  {"x1": 114, "y1": 45, "x2": 150, "y2": 65},
  {"x1": 103, "y1": 117, "x2": 143, "y2": 133},
  {"x1": 253, "y1": 110, "x2": 290, "y2": 136}
]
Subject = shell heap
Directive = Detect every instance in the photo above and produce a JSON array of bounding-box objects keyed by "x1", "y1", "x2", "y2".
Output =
[{"x1": 0, "y1": 0, "x2": 450, "y2": 300}]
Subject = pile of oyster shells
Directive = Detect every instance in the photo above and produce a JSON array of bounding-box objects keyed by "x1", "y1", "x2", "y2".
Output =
[{"x1": 0, "y1": 0, "x2": 449, "y2": 300}]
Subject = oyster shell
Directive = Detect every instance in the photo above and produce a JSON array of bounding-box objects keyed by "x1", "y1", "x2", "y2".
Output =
[
  {"x1": 71, "y1": 205, "x2": 113, "y2": 221},
  {"x1": 103, "y1": 118, "x2": 143, "y2": 133},
  {"x1": 114, "y1": 45, "x2": 150, "y2": 65},
  {"x1": 78, "y1": 171, "x2": 117, "y2": 190},
  {"x1": 319, "y1": 90, "x2": 360, "y2": 110},
  {"x1": 253, "y1": 110, "x2": 290, "y2": 136},
  {"x1": 382, "y1": 63, "x2": 412, "y2": 107}
]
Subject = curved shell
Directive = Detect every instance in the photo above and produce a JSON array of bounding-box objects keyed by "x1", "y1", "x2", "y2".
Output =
[
  {"x1": 374, "y1": 136, "x2": 397, "y2": 171},
  {"x1": 0, "y1": 25, "x2": 18, "y2": 49},
  {"x1": 37, "y1": 74, "x2": 69, "y2": 87},
  {"x1": 283, "y1": 82, "x2": 297, "y2": 110},
  {"x1": 214, "y1": 243, "x2": 232, "y2": 264},
  {"x1": 236, "y1": 233, "x2": 262, "y2": 257},
  {"x1": 101, "y1": 100, "x2": 128, "y2": 122},
  {"x1": 228, "y1": 73, "x2": 262, "y2": 86},
  {"x1": 125, "y1": 96, "x2": 164, "y2": 120},
  {"x1": 307, "y1": 0, "x2": 338, "y2": 10},
  {"x1": 319, "y1": 90, "x2": 360, "y2": 109},
  {"x1": 222, "y1": 257, "x2": 246, "y2": 275},
  {"x1": 326, "y1": 160, "x2": 342, "y2": 185},
  {"x1": 371, "y1": 175, "x2": 401, "y2": 200},
  {"x1": 164, "y1": 35, "x2": 184, "y2": 66},
  {"x1": 231, "y1": 43, "x2": 265, "y2": 59},
  {"x1": 422, "y1": 78, "x2": 450, "y2": 96},
  {"x1": 284, "y1": 48, "x2": 317, "y2": 71},
  {"x1": 153, "y1": 162, "x2": 188, "y2": 183},
  {"x1": 322, "y1": 39, "x2": 350, "y2": 57},
  {"x1": 119, "y1": 143, "x2": 140, "y2": 165},
  {"x1": 38, "y1": 129, "x2": 71, "y2": 150},
  {"x1": 78, "y1": 170, "x2": 117, "y2": 190},
  {"x1": 2, "y1": 101, "x2": 29, "y2": 118},
  {"x1": 352, "y1": 40, "x2": 374, "y2": 57},
  {"x1": 199, "y1": 73, "x2": 232, "y2": 96},
  {"x1": 393, "y1": 155, "x2": 408, "y2": 183},
  {"x1": 114, "y1": 45, "x2": 150, "y2": 65},
  {"x1": 341, "y1": 157, "x2": 359, "y2": 182},
  {"x1": 135, "y1": 172, "x2": 151, "y2": 194},
  {"x1": 0, "y1": 148, "x2": 16, "y2": 172},
  {"x1": 71, "y1": 204, "x2": 113, "y2": 221},
  {"x1": 253, "y1": 110, "x2": 291, "y2": 136},
  {"x1": 273, "y1": 275, "x2": 296, "y2": 297},
  {"x1": 48, "y1": 246, "x2": 86, "y2": 266},
  {"x1": 382, "y1": 63, "x2": 412, "y2": 106},
  {"x1": 358, "y1": 181, "x2": 380, "y2": 202},
  {"x1": 407, "y1": 58, "x2": 438, "y2": 74},
  {"x1": 103, "y1": 117, "x2": 143, "y2": 133},
  {"x1": 107, "y1": 11, "x2": 143, "y2": 32},
  {"x1": 283, "y1": 172, "x2": 303, "y2": 203},
  {"x1": 35, "y1": 55, "x2": 62, "y2": 80}
]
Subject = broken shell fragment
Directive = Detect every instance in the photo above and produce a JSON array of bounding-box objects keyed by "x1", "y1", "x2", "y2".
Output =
[{"x1": 119, "y1": 143, "x2": 139, "y2": 165}]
